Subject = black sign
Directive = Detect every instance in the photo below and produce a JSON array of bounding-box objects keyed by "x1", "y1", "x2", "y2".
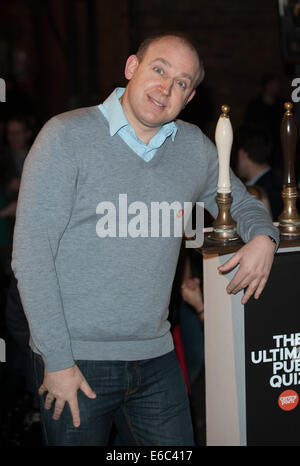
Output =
[{"x1": 245, "y1": 251, "x2": 300, "y2": 446}]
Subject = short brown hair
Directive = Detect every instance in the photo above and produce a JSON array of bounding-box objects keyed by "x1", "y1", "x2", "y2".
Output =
[{"x1": 136, "y1": 31, "x2": 205, "y2": 88}]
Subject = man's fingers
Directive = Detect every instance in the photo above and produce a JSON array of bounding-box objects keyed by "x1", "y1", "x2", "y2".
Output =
[
  {"x1": 68, "y1": 397, "x2": 81, "y2": 428},
  {"x1": 218, "y1": 253, "x2": 240, "y2": 273},
  {"x1": 229, "y1": 274, "x2": 255, "y2": 295},
  {"x1": 226, "y1": 268, "x2": 245, "y2": 294},
  {"x1": 254, "y1": 277, "x2": 268, "y2": 300},
  {"x1": 79, "y1": 378, "x2": 97, "y2": 399},
  {"x1": 38, "y1": 384, "x2": 47, "y2": 396},
  {"x1": 227, "y1": 274, "x2": 268, "y2": 304},
  {"x1": 241, "y1": 280, "x2": 260, "y2": 305},
  {"x1": 191, "y1": 278, "x2": 200, "y2": 288},
  {"x1": 52, "y1": 399, "x2": 66, "y2": 421},
  {"x1": 219, "y1": 235, "x2": 275, "y2": 304},
  {"x1": 227, "y1": 278, "x2": 241, "y2": 295},
  {"x1": 44, "y1": 392, "x2": 56, "y2": 410}
]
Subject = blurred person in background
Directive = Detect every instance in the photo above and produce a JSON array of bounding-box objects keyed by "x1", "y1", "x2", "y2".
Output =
[
  {"x1": 235, "y1": 125, "x2": 283, "y2": 221},
  {"x1": 0, "y1": 115, "x2": 37, "y2": 446},
  {"x1": 0, "y1": 115, "x2": 33, "y2": 245},
  {"x1": 244, "y1": 74, "x2": 284, "y2": 173}
]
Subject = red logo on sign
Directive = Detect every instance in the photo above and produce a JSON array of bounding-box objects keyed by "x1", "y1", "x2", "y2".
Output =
[{"x1": 278, "y1": 390, "x2": 299, "y2": 411}]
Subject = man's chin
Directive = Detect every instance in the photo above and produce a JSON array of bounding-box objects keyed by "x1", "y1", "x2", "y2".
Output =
[{"x1": 140, "y1": 113, "x2": 173, "y2": 129}]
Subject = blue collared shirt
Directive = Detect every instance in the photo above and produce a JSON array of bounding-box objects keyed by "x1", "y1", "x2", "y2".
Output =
[
  {"x1": 98, "y1": 87, "x2": 178, "y2": 162},
  {"x1": 246, "y1": 167, "x2": 271, "y2": 186}
]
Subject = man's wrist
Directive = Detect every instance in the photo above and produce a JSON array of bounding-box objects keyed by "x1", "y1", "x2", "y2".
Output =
[
  {"x1": 264, "y1": 234, "x2": 278, "y2": 253},
  {"x1": 253, "y1": 234, "x2": 278, "y2": 253},
  {"x1": 267, "y1": 235, "x2": 277, "y2": 250},
  {"x1": 267, "y1": 235, "x2": 277, "y2": 245}
]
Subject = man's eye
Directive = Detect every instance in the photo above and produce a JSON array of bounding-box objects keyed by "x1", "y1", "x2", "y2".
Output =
[
  {"x1": 177, "y1": 81, "x2": 186, "y2": 89},
  {"x1": 154, "y1": 67, "x2": 164, "y2": 75}
]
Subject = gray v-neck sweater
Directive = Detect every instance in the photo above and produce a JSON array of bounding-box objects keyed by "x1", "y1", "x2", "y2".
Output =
[{"x1": 11, "y1": 106, "x2": 279, "y2": 371}]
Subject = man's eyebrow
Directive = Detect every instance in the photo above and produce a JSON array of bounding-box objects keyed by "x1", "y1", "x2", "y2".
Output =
[
  {"x1": 150, "y1": 57, "x2": 171, "y2": 67},
  {"x1": 150, "y1": 58, "x2": 193, "y2": 82}
]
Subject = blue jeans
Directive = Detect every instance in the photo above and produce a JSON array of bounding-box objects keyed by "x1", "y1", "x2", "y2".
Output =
[{"x1": 32, "y1": 349, "x2": 195, "y2": 446}]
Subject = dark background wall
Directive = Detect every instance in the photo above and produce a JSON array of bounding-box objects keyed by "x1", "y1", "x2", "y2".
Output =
[{"x1": 0, "y1": 0, "x2": 298, "y2": 140}]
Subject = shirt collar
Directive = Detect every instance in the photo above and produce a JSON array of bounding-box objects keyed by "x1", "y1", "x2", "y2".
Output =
[
  {"x1": 246, "y1": 167, "x2": 271, "y2": 186},
  {"x1": 100, "y1": 87, "x2": 178, "y2": 142}
]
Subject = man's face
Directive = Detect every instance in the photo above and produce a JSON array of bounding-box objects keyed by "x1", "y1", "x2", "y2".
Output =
[{"x1": 121, "y1": 36, "x2": 201, "y2": 142}]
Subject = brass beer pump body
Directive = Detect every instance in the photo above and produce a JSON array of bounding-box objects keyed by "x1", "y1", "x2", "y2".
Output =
[
  {"x1": 278, "y1": 102, "x2": 300, "y2": 237},
  {"x1": 209, "y1": 191, "x2": 238, "y2": 242}
]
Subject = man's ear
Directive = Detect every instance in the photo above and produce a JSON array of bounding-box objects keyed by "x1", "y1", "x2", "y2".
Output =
[
  {"x1": 184, "y1": 89, "x2": 196, "y2": 107},
  {"x1": 124, "y1": 55, "x2": 139, "y2": 80}
]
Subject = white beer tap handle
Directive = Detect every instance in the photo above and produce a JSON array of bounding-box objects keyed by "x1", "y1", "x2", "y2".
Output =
[{"x1": 215, "y1": 105, "x2": 233, "y2": 194}]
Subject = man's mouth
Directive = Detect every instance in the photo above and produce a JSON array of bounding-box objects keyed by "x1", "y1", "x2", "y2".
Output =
[{"x1": 148, "y1": 95, "x2": 166, "y2": 109}]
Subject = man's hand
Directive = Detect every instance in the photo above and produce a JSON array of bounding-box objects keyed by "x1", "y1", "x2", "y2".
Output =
[
  {"x1": 38, "y1": 364, "x2": 96, "y2": 428},
  {"x1": 181, "y1": 277, "x2": 204, "y2": 320},
  {"x1": 218, "y1": 235, "x2": 276, "y2": 305}
]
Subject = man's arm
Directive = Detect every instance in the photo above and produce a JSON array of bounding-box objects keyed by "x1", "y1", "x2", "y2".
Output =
[
  {"x1": 12, "y1": 117, "x2": 97, "y2": 427},
  {"x1": 11, "y1": 117, "x2": 78, "y2": 372},
  {"x1": 200, "y1": 134, "x2": 279, "y2": 303}
]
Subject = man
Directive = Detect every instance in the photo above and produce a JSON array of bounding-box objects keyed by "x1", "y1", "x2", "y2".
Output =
[
  {"x1": 235, "y1": 125, "x2": 283, "y2": 220},
  {"x1": 244, "y1": 73, "x2": 283, "y2": 171},
  {"x1": 11, "y1": 32, "x2": 279, "y2": 446}
]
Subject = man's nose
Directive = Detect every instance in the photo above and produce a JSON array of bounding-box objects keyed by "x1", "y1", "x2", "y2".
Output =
[{"x1": 160, "y1": 78, "x2": 173, "y2": 95}]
